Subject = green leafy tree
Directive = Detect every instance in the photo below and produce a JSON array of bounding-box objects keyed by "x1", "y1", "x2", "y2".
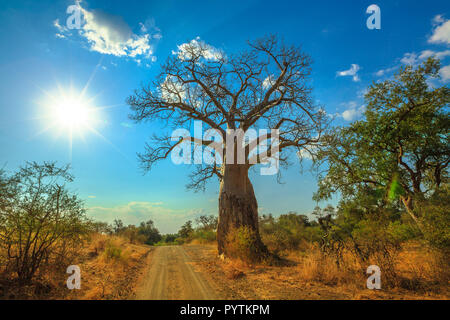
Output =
[
  {"x1": 90, "y1": 221, "x2": 113, "y2": 234},
  {"x1": 0, "y1": 162, "x2": 89, "y2": 284},
  {"x1": 195, "y1": 215, "x2": 218, "y2": 231},
  {"x1": 315, "y1": 58, "x2": 449, "y2": 230},
  {"x1": 178, "y1": 220, "x2": 194, "y2": 239},
  {"x1": 113, "y1": 219, "x2": 125, "y2": 234},
  {"x1": 138, "y1": 220, "x2": 162, "y2": 245}
]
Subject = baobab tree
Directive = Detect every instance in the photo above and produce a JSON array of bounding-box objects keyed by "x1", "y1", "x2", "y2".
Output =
[{"x1": 127, "y1": 35, "x2": 326, "y2": 259}]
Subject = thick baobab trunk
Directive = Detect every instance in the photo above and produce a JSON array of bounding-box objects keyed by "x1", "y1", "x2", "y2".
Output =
[{"x1": 217, "y1": 164, "x2": 267, "y2": 259}]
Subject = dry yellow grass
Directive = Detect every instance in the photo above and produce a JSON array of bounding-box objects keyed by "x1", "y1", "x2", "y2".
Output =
[
  {"x1": 186, "y1": 241, "x2": 449, "y2": 300},
  {"x1": 0, "y1": 233, "x2": 152, "y2": 300},
  {"x1": 65, "y1": 234, "x2": 152, "y2": 300}
]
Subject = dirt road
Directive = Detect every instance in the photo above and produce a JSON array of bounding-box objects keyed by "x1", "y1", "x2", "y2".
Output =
[{"x1": 135, "y1": 246, "x2": 217, "y2": 300}]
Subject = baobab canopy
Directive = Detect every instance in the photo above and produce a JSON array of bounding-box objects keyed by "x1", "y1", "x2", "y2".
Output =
[{"x1": 127, "y1": 35, "x2": 327, "y2": 258}]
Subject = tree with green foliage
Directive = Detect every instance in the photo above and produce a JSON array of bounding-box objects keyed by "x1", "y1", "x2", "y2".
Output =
[
  {"x1": 315, "y1": 58, "x2": 449, "y2": 231},
  {"x1": 178, "y1": 220, "x2": 194, "y2": 239},
  {"x1": 127, "y1": 35, "x2": 326, "y2": 258},
  {"x1": 113, "y1": 219, "x2": 125, "y2": 234},
  {"x1": 138, "y1": 220, "x2": 162, "y2": 245},
  {"x1": 90, "y1": 221, "x2": 113, "y2": 235},
  {"x1": 0, "y1": 162, "x2": 90, "y2": 284},
  {"x1": 195, "y1": 215, "x2": 218, "y2": 231}
]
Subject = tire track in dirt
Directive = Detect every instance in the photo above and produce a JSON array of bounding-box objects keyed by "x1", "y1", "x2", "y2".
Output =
[{"x1": 135, "y1": 246, "x2": 217, "y2": 300}]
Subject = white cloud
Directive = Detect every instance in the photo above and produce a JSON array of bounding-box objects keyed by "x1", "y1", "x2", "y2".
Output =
[
  {"x1": 433, "y1": 15, "x2": 445, "y2": 25},
  {"x1": 160, "y1": 75, "x2": 188, "y2": 103},
  {"x1": 400, "y1": 52, "x2": 418, "y2": 65},
  {"x1": 336, "y1": 64, "x2": 360, "y2": 82},
  {"x1": 400, "y1": 50, "x2": 450, "y2": 66},
  {"x1": 440, "y1": 65, "x2": 450, "y2": 81},
  {"x1": 173, "y1": 37, "x2": 224, "y2": 61},
  {"x1": 263, "y1": 75, "x2": 275, "y2": 89},
  {"x1": 376, "y1": 15, "x2": 450, "y2": 81},
  {"x1": 139, "y1": 22, "x2": 147, "y2": 33},
  {"x1": 429, "y1": 15, "x2": 450, "y2": 45},
  {"x1": 418, "y1": 49, "x2": 450, "y2": 60},
  {"x1": 87, "y1": 201, "x2": 209, "y2": 234},
  {"x1": 338, "y1": 102, "x2": 366, "y2": 121},
  {"x1": 375, "y1": 66, "x2": 397, "y2": 77},
  {"x1": 80, "y1": 7, "x2": 151, "y2": 58},
  {"x1": 88, "y1": 195, "x2": 96, "y2": 198},
  {"x1": 139, "y1": 18, "x2": 162, "y2": 39},
  {"x1": 297, "y1": 146, "x2": 317, "y2": 160},
  {"x1": 377, "y1": 49, "x2": 450, "y2": 78},
  {"x1": 53, "y1": 18, "x2": 67, "y2": 33},
  {"x1": 53, "y1": 4, "x2": 160, "y2": 63}
]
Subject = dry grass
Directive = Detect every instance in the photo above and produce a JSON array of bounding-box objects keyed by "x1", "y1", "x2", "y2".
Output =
[
  {"x1": 0, "y1": 233, "x2": 152, "y2": 300},
  {"x1": 186, "y1": 241, "x2": 449, "y2": 300},
  {"x1": 65, "y1": 234, "x2": 152, "y2": 300}
]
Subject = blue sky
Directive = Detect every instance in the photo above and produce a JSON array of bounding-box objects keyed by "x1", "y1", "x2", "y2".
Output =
[{"x1": 0, "y1": 0, "x2": 449, "y2": 233}]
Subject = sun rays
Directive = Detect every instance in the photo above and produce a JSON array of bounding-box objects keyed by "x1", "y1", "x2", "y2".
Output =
[{"x1": 34, "y1": 63, "x2": 125, "y2": 161}]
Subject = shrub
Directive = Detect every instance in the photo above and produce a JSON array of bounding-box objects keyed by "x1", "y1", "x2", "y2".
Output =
[
  {"x1": 103, "y1": 239, "x2": 129, "y2": 264},
  {"x1": 0, "y1": 162, "x2": 90, "y2": 284},
  {"x1": 225, "y1": 226, "x2": 266, "y2": 263},
  {"x1": 191, "y1": 230, "x2": 216, "y2": 243},
  {"x1": 259, "y1": 213, "x2": 320, "y2": 254},
  {"x1": 105, "y1": 245, "x2": 122, "y2": 260},
  {"x1": 417, "y1": 188, "x2": 450, "y2": 251}
]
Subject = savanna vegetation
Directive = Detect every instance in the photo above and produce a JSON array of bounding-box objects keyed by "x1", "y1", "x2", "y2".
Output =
[
  {"x1": 0, "y1": 41, "x2": 448, "y2": 299},
  {"x1": 188, "y1": 58, "x2": 449, "y2": 297},
  {"x1": 0, "y1": 162, "x2": 161, "y2": 299},
  {"x1": 127, "y1": 35, "x2": 327, "y2": 258}
]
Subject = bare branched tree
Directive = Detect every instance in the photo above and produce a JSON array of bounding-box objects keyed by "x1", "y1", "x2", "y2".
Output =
[{"x1": 127, "y1": 35, "x2": 327, "y2": 258}]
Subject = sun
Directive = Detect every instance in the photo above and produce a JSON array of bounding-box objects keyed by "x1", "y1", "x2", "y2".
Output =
[
  {"x1": 36, "y1": 86, "x2": 106, "y2": 157},
  {"x1": 37, "y1": 85, "x2": 103, "y2": 141},
  {"x1": 50, "y1": 92, "x2": 95, "y2": 131},
  {"x1": 36, "y1": 77, "x2": 125, "y2": 160}
]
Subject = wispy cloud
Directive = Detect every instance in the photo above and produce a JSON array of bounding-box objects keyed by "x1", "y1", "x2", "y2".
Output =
[
  {"x1": 400, "y1": 52, "x2": 418, "y2": 65},
  {"x1": 337, "y1": 102, "x2": 366, "y2": 121},
  {"x1": 419, "y1": 49, "x2": 450, "y2": 60},
  {"x1": 120, "y1": 122, "x2": 133, "y2": 128},
  {"x1": 172, "y1": 37, "x2": 224, "y2": 61},
  {"x1": 376, "y1": 49, "x2": 450, "y2": 78},
  {"x1": 440, "y1": 65, "x2": 450, "y2": 81},
  {"x1": 53, "y1": 2, "x2": 161, "y2": 63},
  {"x1": 336, "y1": 64, "x2": 360, "y2": 82},
  {"x1": 375, "y1": 66, "x2": 397, "y2": 77},
  {"x1": 428, "y1": 14, "x2": 450, "y2": 45},
  {"x1": 376, "y1": 16, "x2": 450, "y2": 79},
  {"x1": 262, "y1": 75, "x2": 275, "y2": 89}
]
